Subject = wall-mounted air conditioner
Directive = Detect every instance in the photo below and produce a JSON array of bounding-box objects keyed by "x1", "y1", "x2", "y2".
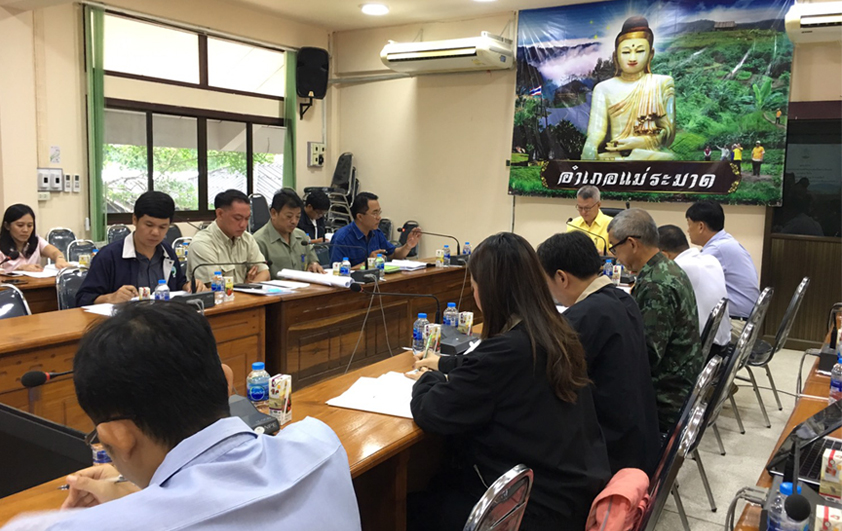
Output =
[
  {"x1": 785, "y1": 1, "x2": 842, "y2": 43},
  {"x1": 380, "y1": 32, "x2": 514, "y2": 74}
]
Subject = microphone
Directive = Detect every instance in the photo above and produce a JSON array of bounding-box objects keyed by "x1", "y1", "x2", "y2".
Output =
[
  {"x1": 0, "y1": 250, "x2": 20, "y2": 267},
  {"x1": 21, "y1": 370, "x2": 73, "y2": 388},
  {"x1": 398, "y1": 228, "x2": 459, "y2": 255},
  {"x1": 349, "y1": 283, "x2": 442, "y2": 324},
  {"x1": 190, "y1": 260, "x2": 272, "y2": 294},
  {"x1": 566, "y1": 218, "x2": 609, "y2": 257},
  {"x1": 304, "y1": 241, "x2": 374, "y2": 268}
]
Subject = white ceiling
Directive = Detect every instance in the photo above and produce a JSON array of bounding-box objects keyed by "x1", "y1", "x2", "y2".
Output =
[{"x1": 228, "y1": 0, "x2": 575, "y2": 32}]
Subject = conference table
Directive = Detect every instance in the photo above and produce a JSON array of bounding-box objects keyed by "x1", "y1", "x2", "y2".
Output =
[
  {"x1": 734, "y1": 357, "x2": 834, "y2": 530},
  {"x1": 0, "y1": 352, "x2": 435, "y2": 531},
  {"x1": 2, "y1": 275, "x2": 57, "y2": 313},
  {"x1": 0, "y1": 264, "x2": 477, "y2": 433}
]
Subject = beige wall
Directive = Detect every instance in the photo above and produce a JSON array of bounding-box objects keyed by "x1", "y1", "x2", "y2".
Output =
[
  {"x1": 0, "y1": 0, "x2": 331, "y2": 240},
  {"x1": 333, "y1": 14, "x2": 842, "y2": 271}
]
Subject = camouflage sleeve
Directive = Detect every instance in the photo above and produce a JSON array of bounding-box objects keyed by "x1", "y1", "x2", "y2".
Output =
[{"x1": 634, "y1": 280, "x2": 675, "y2": 372}]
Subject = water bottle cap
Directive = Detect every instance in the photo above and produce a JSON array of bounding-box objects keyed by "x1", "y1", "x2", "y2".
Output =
[
  {"x1": 444, "y1": 245, "x2": 449, "y2": 248},
  {"x1": 377, "y1": 254, "x2": 383, "y2": 258},
  {"x1": 447, "y1": 302, "x2": 456, "y2": 308},
  {"x1": 343, "y1": 257, "x2": 349, "y2": 261},
  {"x1": 606, "y1": 258, "x2": 613, "y2": 263},
  {"x1": 418, "y1": 313, "x2": 427, "y2": 319},
  {"x1": 252, "y1": 362, "x2": 265, "y2": 371},
  {"x1": 465, "y1": 242, "x2": 470, "y2": 244},
  {"x1": 214, "y1": 270, "x2": 221, "y2": 275},
  {"x1": 158, "y1": 279, "x2": 166, "y2": 284},
  {"x1": 779, "y1": 481, "x2": 801, "y2": 495}
]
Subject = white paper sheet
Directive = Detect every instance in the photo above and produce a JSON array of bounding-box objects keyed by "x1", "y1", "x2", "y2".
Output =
[
  {"x1": 388, "y1": 260, "x2": 428, "y2": 271},
  {"x1": 82, "y1": 303, "x2": 115, "y2": 316},
  {"x1": 260, "y1": 280, "x2": 309, "y2": 289},
  {"x1": 232, "y1": 286, "x2": 292, "y2": 296},
  {"x1": 326, "y1": 371, "x2": 415, "y2": 419},
  {"x1": 277, "y1": 269, "x2": 354, "y2": 288}
]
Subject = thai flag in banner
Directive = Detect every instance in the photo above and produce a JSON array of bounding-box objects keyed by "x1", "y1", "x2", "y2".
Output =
[{"x1": 528, "y1": 86, "x2": 542, "y2": 96}]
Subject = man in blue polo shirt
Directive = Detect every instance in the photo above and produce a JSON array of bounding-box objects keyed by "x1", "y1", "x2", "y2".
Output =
[
  {"x1": 330, "y1": 192, "x2": 421, "y2": 266},
  {"x1": 75, "y1": 191, "x2": 200, "y2": 307}
]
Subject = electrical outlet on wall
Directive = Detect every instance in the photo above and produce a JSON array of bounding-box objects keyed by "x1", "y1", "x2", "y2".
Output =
[{"x1": 307, "y1": 142, "x2": 325, "y2": 168}]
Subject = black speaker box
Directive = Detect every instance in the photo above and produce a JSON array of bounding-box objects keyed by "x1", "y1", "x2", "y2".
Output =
[{"x1": 296, "y1": 47, "x2": 329, "y2": 99}]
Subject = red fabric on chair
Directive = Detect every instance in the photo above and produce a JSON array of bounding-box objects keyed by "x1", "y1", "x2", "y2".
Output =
[{"x1": 585, "y1": 468, "x2": 650, "y2": 531}]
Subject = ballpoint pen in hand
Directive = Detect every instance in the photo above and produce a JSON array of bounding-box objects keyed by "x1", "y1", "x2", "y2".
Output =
[{"x1": 57, "y1": 475, "x2": 129, "y2": 491}]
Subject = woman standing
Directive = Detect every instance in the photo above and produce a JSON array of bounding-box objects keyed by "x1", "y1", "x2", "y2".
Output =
[
  {"x1": 0, "y1": 204, "x2": 69, "y2": 273},
  {"x1": 406, "y1": 232, "x2": 610, "y2": 531}
]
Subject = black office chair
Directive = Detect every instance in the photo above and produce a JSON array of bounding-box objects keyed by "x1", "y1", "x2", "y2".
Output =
[
  {"x1": 165, "y1": 224, "x2": 182, "y2": 245},
  {"x1": 379, "y1": 218, "x2": 393, "y2": 242},
  {"x1": 398, "y1": 220, "x2": 419, "y2": 258},
  {"x1": 106, "y1": 224, "x2": 131, "y2": 244},
  {"x1": 66, "y1": 240, "x2": 97, "y2": 263},
  {"x1": 249, "y1": 194, "x2": 271, "y2": 234},
  {"x1": 0, "y1": 284, "x2": 32, "y2": 319},
  {"x1": 463, "y1": 464, "x2": 533, "y2": 531},
  {"x1": 56, "y1": 267, "x2": 88, "y2": 310},
  {"x1": 600, "y1": 202, "x2": 630, "y2": 218},
  {"x1": 47, "y1": 228, "x2": 76, "y2": 260},
  {"x1": 747, "y1": 277, "x2": 810, "y2": 412}
]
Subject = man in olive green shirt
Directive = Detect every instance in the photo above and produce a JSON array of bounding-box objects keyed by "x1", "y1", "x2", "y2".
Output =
[
  {"x1": 254, "y1": 190, "x2": 324, "y2": 278},
  {"x1": 187, "y1": 189, "x2": 271, "y2": 285}
]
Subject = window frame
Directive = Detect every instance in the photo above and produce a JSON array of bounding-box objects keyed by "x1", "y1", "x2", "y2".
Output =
[
  {"x1": 104, "y1": 98, "x2": 285, "y2": 224},
  {"x1": 103, "y1": 12, "x2": 286, "y2": 102}
]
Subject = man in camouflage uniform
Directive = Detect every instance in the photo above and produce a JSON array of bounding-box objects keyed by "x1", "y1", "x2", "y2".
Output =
[{"x1": 608, "y1": 209, "x2": 701, "y2": 432}]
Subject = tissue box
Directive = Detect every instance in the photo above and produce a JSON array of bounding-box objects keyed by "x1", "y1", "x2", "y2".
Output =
[
  {"x1": 821, "y1": 448, "x2": 842, "y2": 500},
  {"x1": 816, "y1": 505, "x2": 842, "y2": 531},
  {"x1": 268, "y1": 374, "x2": 292, "y2": 426}
]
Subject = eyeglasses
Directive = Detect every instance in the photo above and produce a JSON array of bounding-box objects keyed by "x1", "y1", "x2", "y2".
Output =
[
  {"x1": 608, "y1": 235, "x2": 641, "y2": 254},
  {"x1": 367, "y1": 210, "x2": 383, "y2": 218},
  {"x1": 85, "y1": 416, "x2": 134, "y2": 448},
  {"x1": 576, "y1": 203, "x2": 599, "y2": 213}
]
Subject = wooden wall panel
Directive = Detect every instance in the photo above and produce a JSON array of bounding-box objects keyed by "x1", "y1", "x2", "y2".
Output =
[{"x1": 763, "y1": 235, "x2": 841, "y2": 348}]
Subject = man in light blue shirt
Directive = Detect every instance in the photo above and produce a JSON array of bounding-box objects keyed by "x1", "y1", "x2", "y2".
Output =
[
  {"x1": 330, "y1": 192, "x2": 421, "y2": 267},
  {"x1": 686, "y1": 201, "x2": 760, "y2": 337},
  {"x1": 2, "y1": 302, "x2": 360, "y2": 531}
]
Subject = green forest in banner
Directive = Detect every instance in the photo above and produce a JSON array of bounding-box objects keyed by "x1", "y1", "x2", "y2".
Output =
[{"x1": 510, "y1": 28, "x2": 791, "y2": 204}]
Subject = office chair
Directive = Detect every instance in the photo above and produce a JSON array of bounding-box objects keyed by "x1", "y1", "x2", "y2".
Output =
[
  {"x1": 463, "y1": 464, "x2": 533, "y2": 531},
  {"x1": 398, "y1": 220, "x2": 419, "y2": 258},
  {"x1": 65, "y1": 240, "x2": 97, "y2": 263},
  {"x1": 165, "y1": 224, "x2": 182, "y2": 245},
  {"x1": 0, "y1": 284, "x2": 32, "y2": 319},
  {"x1": 46, "y1": 228, "x2": 76, "y2": 260},
  {"x1": 733, "y1": 287, "x2": 775, "y2": 428},
  {"x1": 746, "y1": 277, "x2": 810, "y2": 411},
  {"x1": 56, "y1": 267, "x2": 88, "y2": 310},
  {"x1": 249, "y1": 194, "x2": 271, "y2": 233},
  {"x1": 701, "y1": 298, "x2": 730, "y2": 361},
  {"x1": 106, "y1": 224, "x2": 131, "y2": 244},
  {"x1": 378, "y1": 218, "x2": 393, "y2": 242}
]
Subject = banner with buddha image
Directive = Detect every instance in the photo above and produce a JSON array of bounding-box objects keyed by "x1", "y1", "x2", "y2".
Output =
[{"x1": 509, "y1": 0, "x2": 793, "y2": 205}]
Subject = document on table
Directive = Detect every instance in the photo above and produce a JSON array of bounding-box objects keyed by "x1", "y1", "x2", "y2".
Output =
[
  {"x1": 327, "y1": 371, "x2": 415, "y2": 419},
  {"x1": 388, "y1": 260, "x2": 427, "y2": 271},
  {"x1": 82, "y1": 303, "x2": 115, "y2": 316},
  {"x1": 5, "y1": 264, "x2": 61, "y2": 278},
  {"x1": 277, "y1": 269, "x2": 354, "y2": 288},
  {"x1": 260, "y1": 279, "x2": 310, "y2": 289}
]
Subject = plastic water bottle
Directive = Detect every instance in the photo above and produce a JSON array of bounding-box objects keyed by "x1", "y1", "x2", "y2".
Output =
[
  {"x1": 153, "y1": 279, "x2": 170, "y2": 301},
  {"x1": 443, "y1": 303, "x2": 459, "y2": 327},
  {"x1": 443, "y1": 245, "x2": 451, "y2": 266},
  {"x1": 375, "y1": 254, "x2": 385, "y2": 279},
  {"x1": 603, "y1": 258, "x2": 613, "y2": 277},
  {"x1": 830, "y1": 353, "x2": 842, "y2": 404},
  {"x1": 464, "y1": 242, "x2": 472, "y2": 256},
  {"x1": 247, "y1": 362, "x2": 271, "y2": 412},
  {"x1": 412, "y1": 313, "x2": 429, "y2": 354},
  {"x1": 212, "y1": 271, "x2": 224, "y2": 305},
  {"x1": 340, "y1": 257, "x2": 351, "y2": 277},
  {"x1": 768, "y1": 482, "x2": 799, "y2": 531}
]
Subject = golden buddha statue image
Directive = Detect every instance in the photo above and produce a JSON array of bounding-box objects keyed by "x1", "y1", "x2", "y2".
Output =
[{"x1": 581, "y1": 16, "x2": 676, "y2": 161}]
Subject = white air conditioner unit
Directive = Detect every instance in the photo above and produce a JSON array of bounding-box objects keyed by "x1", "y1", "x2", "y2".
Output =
[
  {"x1": 785, "y1": 1, "x2": 842, "y2": 43},
  {"x1": 380, "y1": 32, "x2": 514, "y2": 74}
]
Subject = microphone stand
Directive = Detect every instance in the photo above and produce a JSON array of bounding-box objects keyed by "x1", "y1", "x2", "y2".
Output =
[
  {"x1": 350, "y1": 282, "x2": 441, "y2": 324},
  {"x1": 190, "y1": 260, "x2": 271, "y2": 294},
  {"x1": 400, "y1": 229, "x2": 460, "y2": 255},
  {"x1": 566, "y1": 219, "x2": 608, "y2": 257}
]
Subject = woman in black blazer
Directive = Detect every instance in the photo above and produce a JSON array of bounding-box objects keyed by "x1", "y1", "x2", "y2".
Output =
[{"x1": 406, "y1": 232, "x2": 611, "y2": 531}]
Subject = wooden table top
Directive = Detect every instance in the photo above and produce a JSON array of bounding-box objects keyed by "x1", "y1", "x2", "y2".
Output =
[
  {"x1": 0, "y1": 352, "x2": 420, "y2": 525},
  {"x1": 734, "y1": 358, "x2": 832, "y2": 530},
  {"x1": 0, "y1": 293, "x2": 276, "y2": 356},
  {"x1": 0, "y1": 275, "x2": 55, "y2": 291}
]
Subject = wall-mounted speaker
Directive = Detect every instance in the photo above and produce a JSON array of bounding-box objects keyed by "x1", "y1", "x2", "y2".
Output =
[{"x1": 296, "y1": 47, "x2": 329, "y2": 100}]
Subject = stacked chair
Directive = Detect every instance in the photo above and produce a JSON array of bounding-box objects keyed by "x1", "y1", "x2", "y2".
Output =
[{"x1": 304, "y1": 152, "x2": 359, "y2": 232}]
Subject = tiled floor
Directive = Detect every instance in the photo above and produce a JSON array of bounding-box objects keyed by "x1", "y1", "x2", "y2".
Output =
[{"x1": 654, "y1": 348, "x2": 809, "y2": 530}]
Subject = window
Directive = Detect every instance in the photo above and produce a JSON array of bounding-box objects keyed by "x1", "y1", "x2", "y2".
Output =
[
  {"x1": 104, "y1": 105, "x2": 284, "y2": 222},
  {"x1": 208, "y1": 38, "x2": 285, "y2": 98},
  {"x1": 104, "y1": 14, "x2": 200, "y2": 84}
]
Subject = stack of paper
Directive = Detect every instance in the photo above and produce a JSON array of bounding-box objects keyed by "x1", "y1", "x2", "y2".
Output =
[
  {"x1": 388, "y1": 260, "x2": 428, "y2": 272},
  {"x1": 82, "y1": 303, "x2": 115, "y2": 316},
  {"x1": 260, "y1": 279, "x2": 310, "y2": 289},
  {"x1": 327, "y1": 371, "x2": 415, "y2": 419},
  {"x1": 277, "y1": 269, "x2": 354, "y2": 288}
]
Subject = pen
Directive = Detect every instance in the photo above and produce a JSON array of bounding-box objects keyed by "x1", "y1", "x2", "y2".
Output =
[{"x1": 57, "y1": 475, "x2": 129, "y2": 491}]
